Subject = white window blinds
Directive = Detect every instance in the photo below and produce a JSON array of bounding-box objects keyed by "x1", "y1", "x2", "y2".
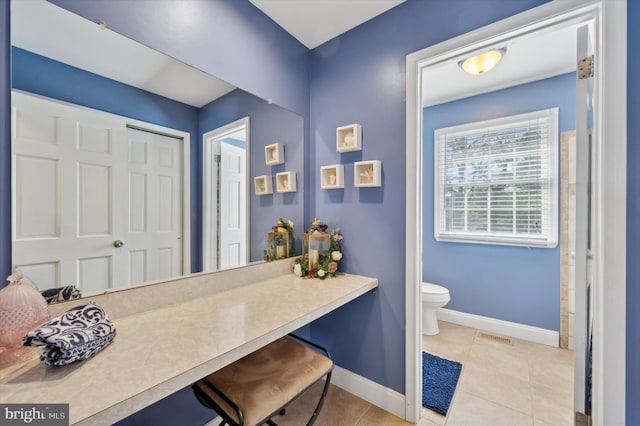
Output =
[{"x1": 434, "y1": 108, "x2": 558, "y2": 247}]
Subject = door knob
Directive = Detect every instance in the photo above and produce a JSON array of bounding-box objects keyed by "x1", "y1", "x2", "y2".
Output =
[{"x1": 113, "y1": 239, "x2": 125, "y2": 248}]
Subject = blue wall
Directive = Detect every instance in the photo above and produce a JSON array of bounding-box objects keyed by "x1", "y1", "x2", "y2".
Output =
[
  {"x1": 308, "y1": 0, "x2": 550, "y2": 394},
  {"x1": 627, "y1": 0, "x2": 639, "y2": 423},
  {"x1": 199, "y1": 89, "x2": 305, "y2": 261},
  {"x1": 2, "y1": 0, "x2": 638, "y2": 423},
  {"x1": 421, "y1": 73, "x2": 575, "y2": 331}
]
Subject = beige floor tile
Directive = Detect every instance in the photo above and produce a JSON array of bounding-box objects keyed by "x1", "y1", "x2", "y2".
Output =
[
  {"x1": 421, "y1": 322, "x2": 474, "y2": 363},
  {"x1": 531, "y1": 381, "x2": 573, "y2": 409},
  {"x1": 422, "y1": 336, "x2": 470, "y2": 363},
  {"x1": 466, "y1": 337, "x2": 531, "y2": 382},
  {"x1": 446, "y1": 391, "x2": 533, "y2": 426},
  {"x1": 356, "y1": 405, "x2": 413, "y2": 425},
  {"x1": 531, "y1": 383, "x2": 574, "y2": 426},
  {"x1": 417, "y1": 417, "x2": 442, "y2": 426},
  {"x1": 458, "y1": 359, "x2": 533, "y2": 415},
  {"x1": 529, "y1": 353, "x2": 574, "y2": 389},
  {"x1": 274, "y1": 382, "x2": 370, "y2": 426},
  {"x1": 420, "y1": 406, "x2": 446, "y2": 425},
  {"x1": 533, "y1": 419, "x2": 559, "y2": 426}
]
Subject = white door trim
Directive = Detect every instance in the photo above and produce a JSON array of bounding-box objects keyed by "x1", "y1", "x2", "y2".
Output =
[
  {"x1": 405, "y1": 1, "x2": 626, "y2": 424},
  {"x1": 202, "y1": 117, "x2": 250, "y2": 272}
]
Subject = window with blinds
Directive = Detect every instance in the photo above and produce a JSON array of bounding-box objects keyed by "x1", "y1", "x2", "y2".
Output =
[{"x1": 434, "y1": 108, "x2": 558, "y2": 247}]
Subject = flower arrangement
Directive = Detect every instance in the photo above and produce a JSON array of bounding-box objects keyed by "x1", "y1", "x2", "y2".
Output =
[
  {"x1": 273, "y1": 217, "x2": 294, "y2": 234},
  {"x1": 292, "y1": 218, "x2": 343, "y2": 280}
]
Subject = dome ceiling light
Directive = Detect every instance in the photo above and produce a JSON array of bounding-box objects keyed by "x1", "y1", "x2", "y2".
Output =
[{"x1": 459, "y1": 48, "x2": 506, "y2": 75}]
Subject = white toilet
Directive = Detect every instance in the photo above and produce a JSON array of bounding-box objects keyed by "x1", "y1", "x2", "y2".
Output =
[{"x1": 421, "y1": 282, "x2": 450, "y2": 335}]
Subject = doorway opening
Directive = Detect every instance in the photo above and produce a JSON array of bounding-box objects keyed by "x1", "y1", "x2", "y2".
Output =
[
  {"x1": 203, "y1": 117, "x2": 250, "y2": 272},
  {"x1": 405, "y1": 1, "x2": 626, "y2": 424}
]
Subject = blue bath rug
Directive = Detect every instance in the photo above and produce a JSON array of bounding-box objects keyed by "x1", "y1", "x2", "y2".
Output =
[{"x1": 422, "y1": 352, "x2": 462, "y2": 416}]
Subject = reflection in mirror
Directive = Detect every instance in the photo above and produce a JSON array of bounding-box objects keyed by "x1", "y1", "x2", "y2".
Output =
[{"x1": 10, "y1": 0, "x2": 304, "y2": 300}]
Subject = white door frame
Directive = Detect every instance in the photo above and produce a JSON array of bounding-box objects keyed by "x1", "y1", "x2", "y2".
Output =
[
  {"x1": 202, "y1": 117, "x2": 250, "y2": 272},
  {"x1": 405, "y1": 1, "x2": 626, "y2": 424}
]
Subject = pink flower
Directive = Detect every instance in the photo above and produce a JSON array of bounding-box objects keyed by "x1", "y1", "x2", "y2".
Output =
[{"x1": 328, "y1": 262, "x2": 338, "y2": 273}]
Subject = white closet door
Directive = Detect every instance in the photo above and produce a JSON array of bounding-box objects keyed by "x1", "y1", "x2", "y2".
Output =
[
  {"x1": 125, "y1": 127, "x2": 183, "y2": 284},
  {"x1": 219, "y1": 141, "x2": 246, "y2": 268},
  {"x1": 12, "y1": 92, "x2": 126, "y2": 293},
  {"x1": 12, "y1": 93, "x2": 183, "y2": 292}
]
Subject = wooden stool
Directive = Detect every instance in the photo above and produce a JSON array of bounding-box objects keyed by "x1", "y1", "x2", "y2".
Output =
[{"x1": 193, "y1": 335, "x2": 333, "y2": 426}]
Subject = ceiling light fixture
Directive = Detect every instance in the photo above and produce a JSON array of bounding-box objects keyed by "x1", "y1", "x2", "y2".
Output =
[{"x1": 459, "y1": 48, "x2": 506, "y2": 75}]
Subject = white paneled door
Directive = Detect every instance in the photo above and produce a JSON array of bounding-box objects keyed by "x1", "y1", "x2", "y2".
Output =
[
  {"x1": 202, "y1": 117, "x2": 249, "y2": 272},
  {"x1": 219, "y1": 141, "x2": 246, "y2": 268},
  {"x1": 12, "y1": 92, "x2": 182, "y2": 293},
  {"x1": 124, "y1": 127, "x2": 183, "y2": 284}
]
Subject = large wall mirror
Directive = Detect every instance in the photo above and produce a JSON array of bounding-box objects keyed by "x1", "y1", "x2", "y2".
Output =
[{"x1": 10, "y1": 0, "x2": 304, "y2": 300}]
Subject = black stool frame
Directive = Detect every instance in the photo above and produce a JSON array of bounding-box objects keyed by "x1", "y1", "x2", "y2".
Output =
[{"x1": 192, "y1": 334, "x2": 333, "y2": 426}]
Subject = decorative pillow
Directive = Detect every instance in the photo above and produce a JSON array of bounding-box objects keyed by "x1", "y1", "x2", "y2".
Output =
[{"x1": 23, "y1": 303, "x2": 116, "y2": 366}]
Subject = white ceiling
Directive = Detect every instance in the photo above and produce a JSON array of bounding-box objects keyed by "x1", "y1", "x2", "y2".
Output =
[
  {"x1": 11, "y1": 0, "x2": 236, "y2": 108},
  {"x1": 249, "y1": 0, "x2": 406, "y2": 49}
]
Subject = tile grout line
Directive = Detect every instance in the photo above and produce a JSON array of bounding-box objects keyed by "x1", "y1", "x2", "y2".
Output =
[
  {"x1": 528, "y1": 344, "x2": 536, "y2": 425},
  {"x1": 441, "y1": 324, "x2": 476, "y2": 425},
  {"x1": 354, "y1": 404, "x2": 373, "y2": 425}
]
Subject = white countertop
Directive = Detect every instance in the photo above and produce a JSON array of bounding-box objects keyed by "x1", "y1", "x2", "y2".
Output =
[{"x1": 0, "y1": 273, "x2": 377, "y2": 425}]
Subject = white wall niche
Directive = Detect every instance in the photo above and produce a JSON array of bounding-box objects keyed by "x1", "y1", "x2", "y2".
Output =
[
  {"x1": 265, "y1": 143, "x2": 284, "y2": 165},
  {"x1": 320, "y1": 164, "x2": 344, "y2": 189},
  {"x1": 276, "y1": 171, "x2": 296, "y2": 192},
  {"x1": 254, "y1": 175, "x2": 273, "y2": 195},
  {"x1": 354, "y1": 160, "x2": 381, "y2": 187},
  {"x1": 336, "y1": 124, "x2": 362, "y2": 152}
]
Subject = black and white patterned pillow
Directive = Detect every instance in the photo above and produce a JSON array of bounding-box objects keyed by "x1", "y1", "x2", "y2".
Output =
[{"x1": 23, "y1": 303, "x2": 116, "y2": 366}]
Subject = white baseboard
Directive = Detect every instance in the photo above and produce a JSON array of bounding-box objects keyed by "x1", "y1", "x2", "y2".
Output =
[
  {"x1": 437, "y1": 308, "x2": 559, "y2": 347},
  {"x1": 331, "y1": 365, "x2": 406, "y2": 420}
]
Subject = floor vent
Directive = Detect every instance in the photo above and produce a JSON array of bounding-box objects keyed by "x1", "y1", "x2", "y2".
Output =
[{"x1": 477, "y1": 332, "x2": 512, "y2": 345}]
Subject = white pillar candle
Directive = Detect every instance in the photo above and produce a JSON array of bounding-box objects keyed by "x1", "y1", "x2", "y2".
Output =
[
  {"x1": 309, "y1": 249, "x2": 319, "y2": 267},
  {"x1": 276, "y1": 245, "x2": 285, "y2": 258}
]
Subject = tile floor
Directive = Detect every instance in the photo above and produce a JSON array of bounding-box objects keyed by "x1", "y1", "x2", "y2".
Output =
[
  {"x1": 261, "y1": 321, "x2": 574, "y2": 426},
  {"x1": 420, "y1": 321, "x2": 574, "y2": 426}
]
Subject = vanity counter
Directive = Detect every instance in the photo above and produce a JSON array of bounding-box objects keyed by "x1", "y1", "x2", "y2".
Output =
[{"x1": 0, "y1": 273, "x2": 377, "y2": 425}]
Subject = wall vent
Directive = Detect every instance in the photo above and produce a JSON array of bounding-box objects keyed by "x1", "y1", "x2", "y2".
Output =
[{"x1": 477, "y1": 331, "x2": 512, "y2": 345}]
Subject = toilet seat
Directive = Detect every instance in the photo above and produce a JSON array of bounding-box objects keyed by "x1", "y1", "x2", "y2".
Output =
[{"x1": 422, "y1": 282, "x2": 449, "y2": 296}]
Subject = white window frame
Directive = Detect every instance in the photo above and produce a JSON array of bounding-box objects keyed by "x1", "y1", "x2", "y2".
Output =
[{"x1": 434, "y1": 108, "x2": 559, "y2": 247}]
